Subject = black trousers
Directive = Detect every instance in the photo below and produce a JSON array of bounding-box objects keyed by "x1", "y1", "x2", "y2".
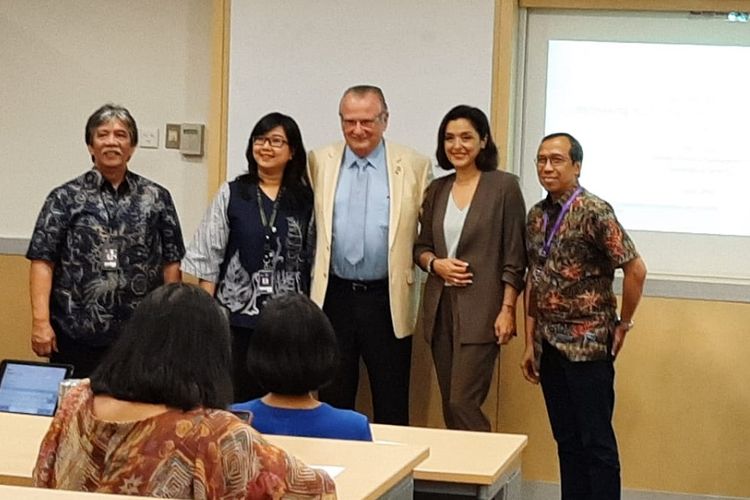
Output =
[
  {"x1": 319, "y1": 275, "x2": 412, "y2": 425},
  {"x1": 230, "y1": 326, "x2": 265, "y2": 403},
  {"x1": 51, "y1": 335, "x2": 110, "y2": 379},
  {"x1": 540, "y1": 340, "x2": 621, "y2": 500}
]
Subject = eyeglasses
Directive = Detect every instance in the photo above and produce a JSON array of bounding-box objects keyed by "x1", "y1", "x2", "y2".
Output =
[
  {"x1": 535, "y1": 154, "x2": 570, "y2": 168},
  {"x1": 340, "y1": 114, "x2": 385, "y2": 130},
  {"x1": 253, "y1": 135, "x2": 288, "y2": 148}
]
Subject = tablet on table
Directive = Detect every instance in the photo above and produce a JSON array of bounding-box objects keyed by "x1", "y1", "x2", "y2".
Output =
[{"x1": 0, "y1": 359, "x2": 74, "y2": 417}]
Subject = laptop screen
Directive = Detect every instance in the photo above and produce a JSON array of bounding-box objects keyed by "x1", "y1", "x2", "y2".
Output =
[{"x1": 0, "y1": 360, "x2": 73, "y2": 416}]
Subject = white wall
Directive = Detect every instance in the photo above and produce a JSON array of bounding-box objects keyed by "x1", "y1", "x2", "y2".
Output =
[
  {"x1": 0, "y1": 0, "x2": 214, "y2": 240},
  {"x1": 226, "y1": 0, "x2": 496, "y2": 181}
]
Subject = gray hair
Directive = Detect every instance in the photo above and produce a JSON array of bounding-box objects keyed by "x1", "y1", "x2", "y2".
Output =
[
  {"x1": 340, "y1": 85, "x2": 388, "y2": 113},
  {"x1": 85, "y1": 104, "x2": 138, "y2": 146}
]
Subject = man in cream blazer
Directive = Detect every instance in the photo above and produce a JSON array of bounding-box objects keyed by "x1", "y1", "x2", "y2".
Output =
[{"x1": 308, "y1": 85, "x2": 431, "y2": 425}]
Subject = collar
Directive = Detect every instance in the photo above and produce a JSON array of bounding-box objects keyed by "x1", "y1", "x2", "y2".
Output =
[
  {"x1": 544, "y1": 184, "x2": 583, "y2": 208},
  {"x1": 85, "y1": 167, "x2": 134, "y2": 195},
  {"x1": 342, "y1": 140, "x2": 385, "y2": 169}
]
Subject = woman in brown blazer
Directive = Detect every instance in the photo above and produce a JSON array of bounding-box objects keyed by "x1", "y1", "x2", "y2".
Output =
[{"x1": 414, "y1": 105, "x2": 527, "y2": 431}]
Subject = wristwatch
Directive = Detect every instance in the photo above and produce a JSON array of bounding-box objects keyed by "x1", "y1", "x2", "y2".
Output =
[
  {"x1": 617, "y1": 318, "x2": 635, "y2": 332},
  {"x1": 426, "y1": 256, "x2": 437, "y2": 275}
]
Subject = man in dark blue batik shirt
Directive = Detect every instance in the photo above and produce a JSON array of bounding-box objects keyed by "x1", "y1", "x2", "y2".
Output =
[{"x1": 26, "y1": 104, "x2": 185, "y2": 377}]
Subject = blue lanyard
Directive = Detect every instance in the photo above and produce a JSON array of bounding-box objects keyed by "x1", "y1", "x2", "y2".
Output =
[{"x1": 540, "y1": 186, "x2": 583, "y2": 259}]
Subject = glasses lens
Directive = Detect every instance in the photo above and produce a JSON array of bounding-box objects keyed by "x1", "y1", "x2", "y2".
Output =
[
  {"x1": 254, "y1": 136, "x2": 286, "y2": 147},
  {"x1": 342, "y1": 115, "x2": 381, "y2": 129},
  {"x1": 551, "y1": 156, "x2": 566, "y2": 166},
  {"x1": 536, "y1": 155, "x2": 569, "y2": 167}
]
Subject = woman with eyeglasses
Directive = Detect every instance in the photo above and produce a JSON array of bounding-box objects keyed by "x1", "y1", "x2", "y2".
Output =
[
  {"x1": 182, "y1": 112, "x2": 314, "y2": 403},
  {"x1": 414, "y1": 105, "x2": 527, "y2": 431}
]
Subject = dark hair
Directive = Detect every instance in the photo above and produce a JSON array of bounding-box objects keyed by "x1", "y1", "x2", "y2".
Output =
[
  {"x1": 90, "y1": 283, "x2": 233, "y2": 410},
  {"x1": 85, "y1": 103, "x2": 138, "y2": 147},
  {"x1": 435, "y1": 105, "x2": 499, "y2": 171},
  {"x1": 541, "y1": 132, "x2": 583, "y2": 164},
  {"x1": 238, "y1": 112, "x2": 312, "y2": 210},
  {"x1": 247, "y1": 293, "x2": 338, "y2": 396},
  {"x1": 340, "y1": 85, "x2": 389, "y2": 113}
]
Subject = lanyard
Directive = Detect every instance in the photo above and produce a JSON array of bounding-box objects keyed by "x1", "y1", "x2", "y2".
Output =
[
  {"x1": 256, "y1": 186, "x2": 283, "y2": 268},
  {"x1": 99, "y1": 182, "x2": 126, "y2": 240},
  {"x1": 256, "y1": 185, "x2": 283, "y2": 230},
  {"x1": 97, "y1": 180, "x2": 129, "y2": 272},
  {"x1": 540, "y1": 186, "x2": 582, "y2": 259}
]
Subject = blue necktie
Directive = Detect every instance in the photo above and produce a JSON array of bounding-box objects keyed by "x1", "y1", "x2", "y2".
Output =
[{"x1": 343, "y1": 160, "x2": 369, "y2": 266}]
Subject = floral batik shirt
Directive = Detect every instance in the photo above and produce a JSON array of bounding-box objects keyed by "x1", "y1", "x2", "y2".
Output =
[
  {"x1": 526, "y1": 186, "x2": 639, "y2": 362},
  {"x1": 33, "y1": 381, "x2": 337, "y2": 499}
]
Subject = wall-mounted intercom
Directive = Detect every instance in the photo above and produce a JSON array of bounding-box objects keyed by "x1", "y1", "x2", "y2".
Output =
[{"x1": 179, "y1": 123, "x2": 205, "y2": 156}]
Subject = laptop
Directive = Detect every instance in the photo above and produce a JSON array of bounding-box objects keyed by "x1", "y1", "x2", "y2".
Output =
[{"x1": 0, "y1": 359, "x2": 74, "y2": 416}]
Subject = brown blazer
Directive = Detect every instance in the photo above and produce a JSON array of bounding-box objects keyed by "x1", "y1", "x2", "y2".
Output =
[{"x1": 414, "y1": 170, "x2": 527, "y2": 344}]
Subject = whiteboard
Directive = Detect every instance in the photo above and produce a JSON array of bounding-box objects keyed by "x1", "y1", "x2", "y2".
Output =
[{"x1": 227, "y1": 0, "x2": 495, "y2": 181}]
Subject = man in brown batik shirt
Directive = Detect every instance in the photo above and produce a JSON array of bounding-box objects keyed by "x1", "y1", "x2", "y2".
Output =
[{"x1": 522, "y1": 132, "x2": 647, "y2": 500}]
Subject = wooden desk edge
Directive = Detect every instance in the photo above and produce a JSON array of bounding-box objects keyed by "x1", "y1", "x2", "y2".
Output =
[
  {"x1": 363, "y1": 445, "x2": 429, "y2": 500},
  {"x1": 412, "y1": 452, "x2": 523, "y2": 485},
  {"x1": 265, "y1": 434, "x2": 430, "y2": 500},
  {"x1": 371, "y1": 426, "x2": 529, "y2": 487},
  {"x1": 0, "y1": 474, "x2": 33, "y2": 487}
]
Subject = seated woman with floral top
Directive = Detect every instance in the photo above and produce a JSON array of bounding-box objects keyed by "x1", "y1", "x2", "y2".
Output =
[{"x1": 32, "y1": 283, "x2": 336, "y2": 499}]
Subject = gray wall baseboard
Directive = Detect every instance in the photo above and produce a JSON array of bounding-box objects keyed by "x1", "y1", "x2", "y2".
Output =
[
  {"x1": 2, "y1": 237, "x2": 747, "y2": 303},
  {"x1": 0, "y1": 237, "x2": 29, "y2": 255},
  {"x1": 523, "y1": 481, "x2": 748, "y2": 500}
]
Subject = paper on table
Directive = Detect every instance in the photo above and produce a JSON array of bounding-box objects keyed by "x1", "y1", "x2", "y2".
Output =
[{"x1": 312, "y1": 465, "x2": 344, "y2": 478}]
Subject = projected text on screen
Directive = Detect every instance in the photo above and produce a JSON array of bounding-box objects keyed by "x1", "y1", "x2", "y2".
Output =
[{"x1": 545, "y1": 40, "x2": 750, "y2": 237}]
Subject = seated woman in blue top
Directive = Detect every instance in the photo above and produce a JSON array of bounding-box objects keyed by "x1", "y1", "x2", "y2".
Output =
[{"x1": 232, "y1": 293, "x2": 372, "y2": 441}]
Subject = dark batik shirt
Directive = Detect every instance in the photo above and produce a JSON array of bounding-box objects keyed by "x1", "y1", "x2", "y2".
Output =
[
  {"x1": 26, "y1": 168, "x2": 185, "y2": 347},
  {"x1": 526, "y1": 186, "x2": 639, "y2": 362}
]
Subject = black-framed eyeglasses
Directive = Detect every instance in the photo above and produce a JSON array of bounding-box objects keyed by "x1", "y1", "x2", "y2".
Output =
[
  {"x1": 253, "y1": 136, "x2": 288, "y2": 148},
  {"x1": 535, "y1": 154, "x2": 570, "y2": 168}
]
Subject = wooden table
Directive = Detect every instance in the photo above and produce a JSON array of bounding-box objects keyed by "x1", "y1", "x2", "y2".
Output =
[
  {"x1": 0, "y1": 412, "x2": 429, "y2": 499},
  {"x1": 0, "y1": 484, "x2": 152, "y2": 499},
  {"x1": 371, "y1": 423, "x2": 528, "y2": 499},
  {"x1": 266, "y1": 434, "x2": 429, "y2": 499},
  {"x1": 0, "y1": 413, "x2": 50, "y2": 486}
]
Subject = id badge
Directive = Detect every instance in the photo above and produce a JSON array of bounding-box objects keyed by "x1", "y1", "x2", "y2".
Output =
[
  {"x1": 531, "y1": 265, "x2": 545, "y2": 287},
  {"x1": 256, "y1": 269, "x2": 274, "y2": 295},
  {"x1": 102, "y1": 243, "x2": 119, "y2": 271}
]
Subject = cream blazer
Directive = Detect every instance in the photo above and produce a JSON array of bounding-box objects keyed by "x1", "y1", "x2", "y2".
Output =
[{"x1": 308, "y1": 141, "x2": 432, "y2": 338}]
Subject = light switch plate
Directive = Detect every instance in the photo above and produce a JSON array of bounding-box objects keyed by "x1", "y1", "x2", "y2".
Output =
[{"x1": 140, "y1": 127, "x2": 159, "y2": 149}]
